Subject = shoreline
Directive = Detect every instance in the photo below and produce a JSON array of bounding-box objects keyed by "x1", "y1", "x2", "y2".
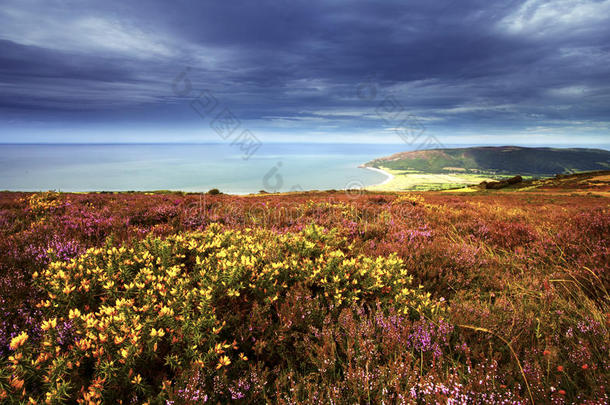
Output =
[{"x1": 362, "y1": 166, "x2": 394, "y2": 186}]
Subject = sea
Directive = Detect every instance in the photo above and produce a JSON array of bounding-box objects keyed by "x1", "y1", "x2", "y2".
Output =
[
  {"x1": 0, "y1": 143, "x2": 407, "y2": 194},
  {"x1": 1, "y1": 143, "x2": 608, "y2": 194}
]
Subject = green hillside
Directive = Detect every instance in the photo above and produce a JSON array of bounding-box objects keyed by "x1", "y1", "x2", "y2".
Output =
[{"x1": 365, "y1": 146, "x2": 610, "y2": 175}]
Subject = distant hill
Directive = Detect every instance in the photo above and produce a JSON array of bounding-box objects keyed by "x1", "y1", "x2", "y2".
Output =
[{"x1": 365, "y1": 146, "x2": 610, "y2": 175}]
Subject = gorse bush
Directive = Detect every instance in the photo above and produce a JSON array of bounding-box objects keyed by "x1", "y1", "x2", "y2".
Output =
[
  {"x1": 5, "y1": 224, "x2": 442, "y2": 403},
  {"x1": 25, "y1": 191, "x2": 66, "y2": 215}
]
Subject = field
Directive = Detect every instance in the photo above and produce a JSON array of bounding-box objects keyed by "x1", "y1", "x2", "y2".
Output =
[
  {"x1": 0, "y1": 179, "x2": 608, "y2": 403},
  {"x1": 366, "y1": 167, "x2": 504, "y2": 191}
]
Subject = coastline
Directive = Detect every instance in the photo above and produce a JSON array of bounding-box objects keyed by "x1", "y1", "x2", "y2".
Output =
[{"x1": 362, "y1": 166, "x2": 394, "y2": 186}]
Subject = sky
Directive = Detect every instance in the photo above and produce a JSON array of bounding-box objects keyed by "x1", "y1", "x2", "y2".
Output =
[{"x1": 0, "y1": 0, "x2": 609, "y2": 145}]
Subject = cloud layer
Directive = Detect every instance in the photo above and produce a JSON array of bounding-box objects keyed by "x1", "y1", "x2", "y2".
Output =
[{"x1": 1, "y1": 0, "x2": 609, "y2": 144}]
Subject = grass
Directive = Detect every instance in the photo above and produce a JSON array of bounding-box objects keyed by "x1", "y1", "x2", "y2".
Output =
[
  {"x1": 0, "y1": 184, "x2": 608, "y2": 403},
  {"x1": 366, "y1": 167, "x2": 505, "y2": 191}
]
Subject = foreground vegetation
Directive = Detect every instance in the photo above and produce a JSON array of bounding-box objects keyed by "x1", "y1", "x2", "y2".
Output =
[{"x1": 0, "y1": 185, "x2": 608, "y2": 403}]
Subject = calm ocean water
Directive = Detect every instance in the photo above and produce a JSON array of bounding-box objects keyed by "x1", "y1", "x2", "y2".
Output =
[
  {"x1": 3, "y1": 143, "x2": 608, "y2": 193},
  {"x1": 0, "y1": 143, "x2": 410, "y2": 193}
]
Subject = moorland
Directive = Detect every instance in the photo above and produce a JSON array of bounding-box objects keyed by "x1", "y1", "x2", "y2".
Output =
[{"x1": 0, "y1": 171, "x2": 608, "y2": 403}]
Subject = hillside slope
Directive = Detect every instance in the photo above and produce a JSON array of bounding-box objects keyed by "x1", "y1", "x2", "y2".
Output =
[
  {"x1": 480, "y1": 170, "x2": 610, "y2": 194},
  {"x1": 365, "y1": 146, "x2": 610, "y2": 175}
]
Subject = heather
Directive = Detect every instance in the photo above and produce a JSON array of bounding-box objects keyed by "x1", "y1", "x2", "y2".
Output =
[{"x1": 0, "y1": 190, "x2": 608, "y2": 404}]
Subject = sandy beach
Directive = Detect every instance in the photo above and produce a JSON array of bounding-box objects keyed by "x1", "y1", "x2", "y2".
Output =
[{"x1": 363, "y1": 166, "x2": 394, "y2": 186}]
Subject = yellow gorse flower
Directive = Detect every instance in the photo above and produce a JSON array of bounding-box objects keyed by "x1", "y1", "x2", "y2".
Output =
[
  {"x1": 150, "y1": 328, "x2": 165, "y2": 338},
  {"x1": 9, "y1": 331, "x2": 28, "y2": 350},
  {"x1": 62, "y1": 284, "x2": 76, "y2": 295},
  {"x1": 159, "y1": 306, "x2": 174, "y2": 317},
  {"x1": 216, "y1": 355, "x2": 231, "y2": 369},
  {"x1": 9, "y1": 377, "x2": 24, "y2": 390},
  {"x1": 41, "y1": 318, "x2": 57, "y2": 331}
]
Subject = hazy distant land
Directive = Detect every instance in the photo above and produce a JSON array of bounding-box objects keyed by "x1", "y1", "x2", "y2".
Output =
[{"x1": 364, "y1": 146, "x2": 610, "y2": 191}]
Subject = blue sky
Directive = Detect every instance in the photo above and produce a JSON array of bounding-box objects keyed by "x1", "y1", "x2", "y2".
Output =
[{"x1": 1, "y1": 0, "x2": 609, "y2": 145}]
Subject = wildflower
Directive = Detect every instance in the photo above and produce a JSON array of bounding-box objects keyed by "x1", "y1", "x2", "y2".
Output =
[
  {"x1": 558, "y1": 389, "x2": 566, "y2": 395},
  {"x1": 9, "y1": 377, "x2": 24, "y2": 390},
  {"x1": 150, "y1": 328, "x2": 165, "y2": 338},
  {"x1": 9, "y1": 352, "x2": 23, "y2": 365},
  {"x1": 10, "y1": 332, "x2": 29, "y2": 350},
  {"x1": 161, "y1": 379, "x2": 172, "y2": 392},
  {"x1": 159, "y1": 306, "x2": 174, "y2": 317},
  {"x1": 213, "y1": 322, "x2": 225, "y2": 334},
  {"x1": 62, "y1": 284, "x2": 76, "y2": 295},
  {"x1": 239, "y1": 353, "x2": 248, "y2": 361},
  {"x1": 217, "y1": 355, "x2": 231, "y2": 369},
  {"x1": 75, "y1": 339, "x2": 92, "y2": 351},
  {"x1": 557, "y1": 365, "x2": 564, "y2": 372},
  {"x1": 581, "y1": 364, "x2": 589, "y2": 370},
  {"x1": 41, "y1": 318, "x2": 57, "y2": 331},
  {"x1": 69, "y1": 308, "x2": 81, "y2": 319},
  {"x1": 543, "y1": 349, "x2": 551, "y2": 356}
]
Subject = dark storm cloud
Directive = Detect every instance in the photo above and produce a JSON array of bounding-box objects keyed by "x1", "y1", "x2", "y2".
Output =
[{"x1": 0, "y1": 0, "x2": 609, "y2": 142}]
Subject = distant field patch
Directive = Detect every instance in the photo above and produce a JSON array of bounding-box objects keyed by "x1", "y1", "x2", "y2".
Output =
[
  {"x1": 591, "y1": 174, "x2": 610, "y2": 182},
  {"x1": 366, "y1": 168, "x2": 499, "y2": 191}
]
